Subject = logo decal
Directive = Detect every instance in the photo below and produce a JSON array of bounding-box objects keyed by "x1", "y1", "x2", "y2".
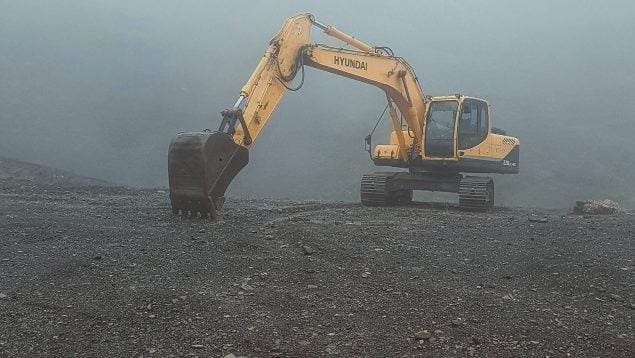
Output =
[{"x1": 334, "y1": 56, "x2": 368, "y2": 71}]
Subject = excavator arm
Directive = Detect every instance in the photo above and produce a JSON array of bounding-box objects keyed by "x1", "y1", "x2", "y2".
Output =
[
  {"x1": 168, "y1": 14, "x2": 427, "y2": 218},
  {"x1": 302, "y1": 45, "x2": 426, "y2": 158}
]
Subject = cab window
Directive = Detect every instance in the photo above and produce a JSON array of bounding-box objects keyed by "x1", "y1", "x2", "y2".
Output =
[
  {"x1": 424, "y1": 100, "x2": 458, "y2": 157},
  {"x1": 458, "y1": 100, "x2": 489, "y2": 149}
]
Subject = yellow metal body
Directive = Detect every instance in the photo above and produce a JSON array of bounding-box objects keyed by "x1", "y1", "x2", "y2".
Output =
[{"x1": 374, "y1": 130, "x2": 414, "y2": 161}]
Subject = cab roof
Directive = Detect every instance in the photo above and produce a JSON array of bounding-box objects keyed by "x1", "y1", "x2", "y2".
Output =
[{"x1": 430, "y1": 95, "x2": 488, "y2": 105}]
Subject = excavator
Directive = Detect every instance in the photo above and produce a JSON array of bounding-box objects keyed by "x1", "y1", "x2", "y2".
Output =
[{"x1": 168, "y1": 14, "x2": 519, "y2": 219}]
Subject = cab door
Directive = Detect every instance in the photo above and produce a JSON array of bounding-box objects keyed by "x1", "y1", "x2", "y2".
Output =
[
  {"x1": 457, "y1": 99, "x2": 489, "y2": 151},
  {"x1": 424, "y1": 100, "x2": 458, "y2": 158}
]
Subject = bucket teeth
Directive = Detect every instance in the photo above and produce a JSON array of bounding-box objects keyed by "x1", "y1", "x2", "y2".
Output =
[{"x1": 168, "y1": 131, "x2": 249, "y2": 219}]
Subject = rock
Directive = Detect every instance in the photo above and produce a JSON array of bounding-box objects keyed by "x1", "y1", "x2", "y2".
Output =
[
  {"x1": 434, "y1": 329, "x2": 444, "y2": 335},
  {"x1": 93, "y1": 255, "x2": 102, "y2": 260},
  {"x1": 414, "y1": 330, "x2": 432, "y2": 340},
  {"x1": 325, "y1": 344, "x2": 338, "y2": 354},
  {"x1": 468, "y1": 336, "x2": 481, "y2": 345},
  {"x1": 223, "y1": 354, "x2": 237, "y2": 358},
  {"x1": 609, "y1": 293, "x2": 623, "y2": 301},
  {"x1": 240, "y1": 279, "x2": 255, "y2": 291},
  {"x1": 301, "y1": 245, "x2": 315, "y2": 255},
  {"x1": 264, "y1": 234, "x2": 274, "y2": 240},
  {"x1": 0, "y1": 293, "x2": 6, "y2": 299},
  {"x1": 191, "y1": 344, "x2": 204, "y2": 349},
  {"x1": 528, "y1": 215, "x2": 548, "y2": 223},
  {"x1": 307, "y1": 284, "x2": 318, "y2": 289},
  {"x1": 298, "y1": 340, "x2": 310, "y2": 346},
  {"x1": 361, "y1": 271, "x2": 370, "y2": 278},
  {"x1": 451, "y1": 319, "x2": 462, "y2": 327},
  {"x1": 574, "y1": 200, "x2": 621, "y2": 215}
]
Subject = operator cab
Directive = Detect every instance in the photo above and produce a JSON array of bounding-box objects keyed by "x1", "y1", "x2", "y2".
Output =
[{"x1": 424, "y1": 96, "x2": 490, "y2": 159}]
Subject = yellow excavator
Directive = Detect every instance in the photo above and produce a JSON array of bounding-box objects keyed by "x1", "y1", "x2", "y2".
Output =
[{"x1": 168, "y1": 14, "x2": 519, "y2": 218}]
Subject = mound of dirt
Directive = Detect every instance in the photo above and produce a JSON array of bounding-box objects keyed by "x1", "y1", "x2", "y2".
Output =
[
  {"x1": 0, "y1": 157, "x2": 112, "y2": 186},
  {"x1": 574, "y1": 199, "x2": 622, "y2": 215}
]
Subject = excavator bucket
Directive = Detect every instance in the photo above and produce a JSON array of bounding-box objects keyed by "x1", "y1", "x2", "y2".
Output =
[{"x1": 168, "y1": 131, "x2": 248, "y2": 219}]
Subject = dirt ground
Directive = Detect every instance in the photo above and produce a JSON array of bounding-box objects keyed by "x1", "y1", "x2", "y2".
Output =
[{"x1": 0, "y1": 178, "x2": 633, "y2": 357}]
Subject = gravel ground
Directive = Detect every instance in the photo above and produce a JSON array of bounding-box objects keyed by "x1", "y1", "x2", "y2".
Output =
[{"x1": 0, "y1": 179, "x2": 633, "y2": 357}]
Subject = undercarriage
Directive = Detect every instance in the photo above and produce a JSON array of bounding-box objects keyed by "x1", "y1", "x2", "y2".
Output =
[{"x1": 360, "y1": 171, "x2": 494, "y2": 211}]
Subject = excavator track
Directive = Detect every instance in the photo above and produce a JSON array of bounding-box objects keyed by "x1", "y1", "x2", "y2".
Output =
[
  {"x1": 361, "y1": 173, "x2": 392, "y2": 206},
  {"x1": 458, "y1": 176, "x2": 494, "y2": 211},
  {"x1": 360, "y1": 173, "x2": 412, "y2": 206}
]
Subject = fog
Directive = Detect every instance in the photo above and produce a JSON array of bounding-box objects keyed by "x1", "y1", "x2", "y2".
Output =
[{"x1": 1, "y1": 0, "x2": 634, "y2": 208}]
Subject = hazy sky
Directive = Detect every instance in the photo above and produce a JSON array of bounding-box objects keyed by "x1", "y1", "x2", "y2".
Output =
[{"x1": 1, "y1": 0, "x2": 634, "y2": 208}]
